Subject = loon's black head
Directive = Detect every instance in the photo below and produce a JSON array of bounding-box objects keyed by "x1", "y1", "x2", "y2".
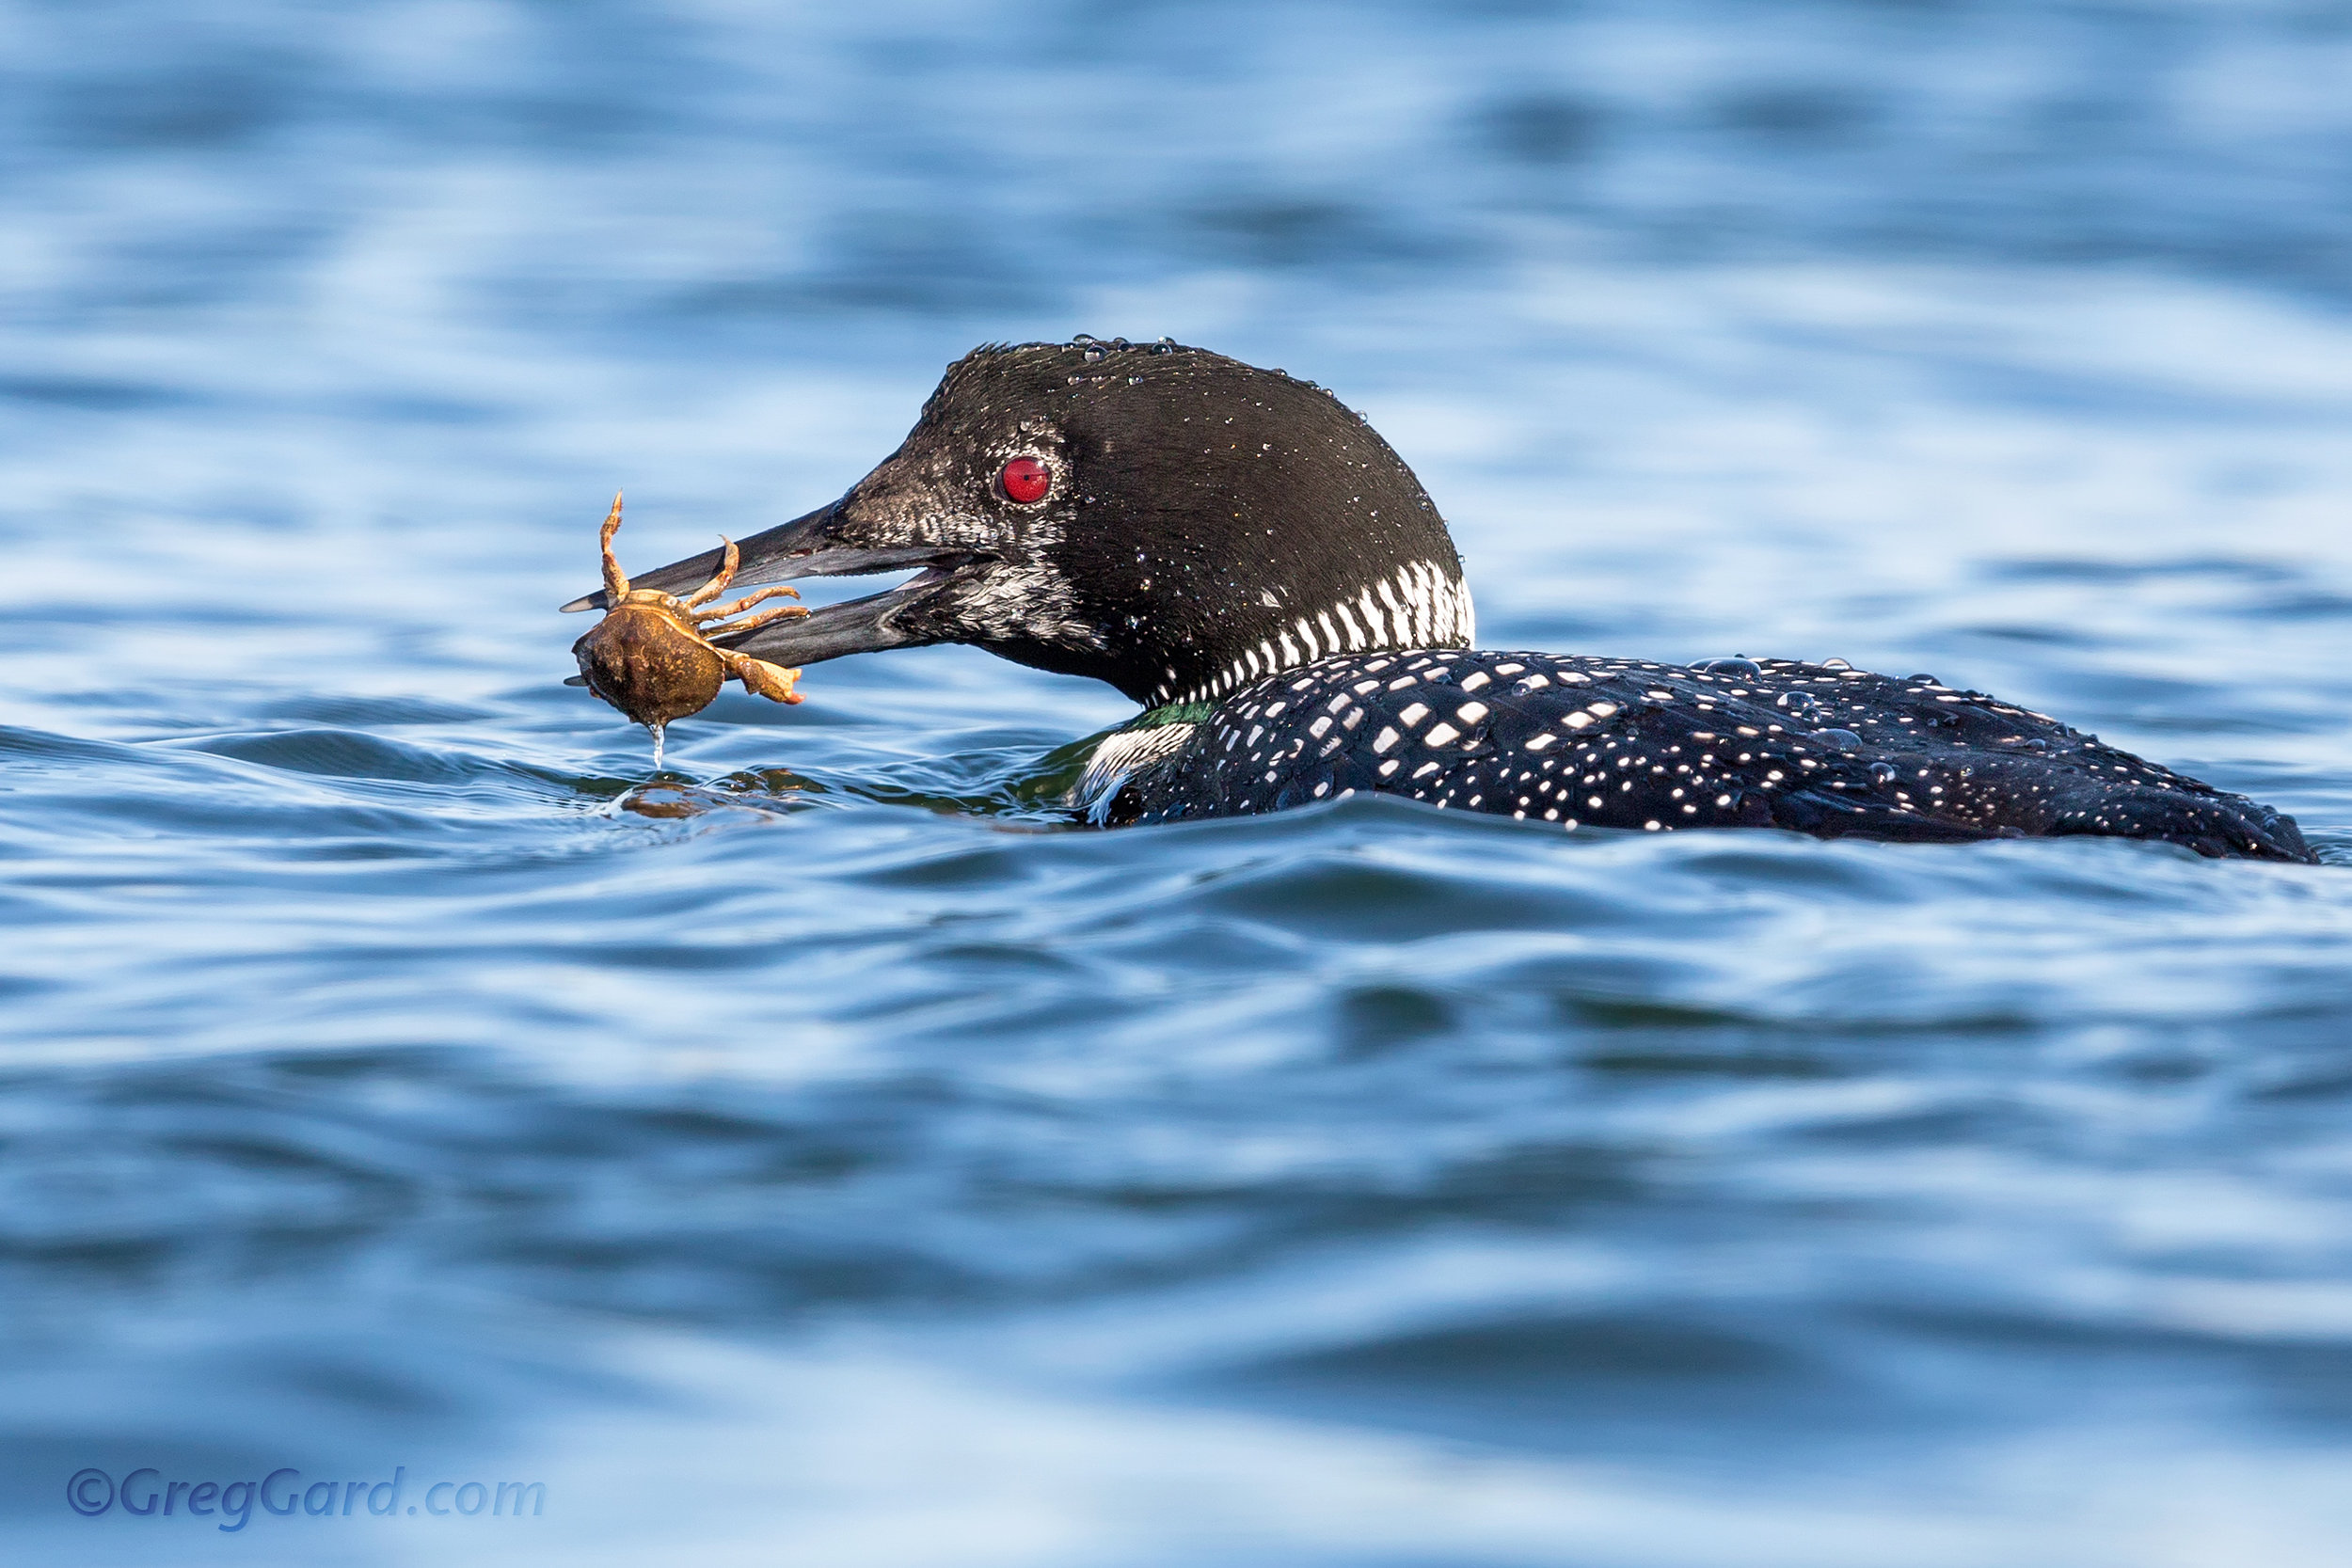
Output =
[{"x1": 564, "y1": 339, "x2": 1473, "y2": 707}]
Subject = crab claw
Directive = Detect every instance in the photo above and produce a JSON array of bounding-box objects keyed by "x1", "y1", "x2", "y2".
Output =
[{"x1": 726, "y1": 653, "x2": 803, "y2": 705}]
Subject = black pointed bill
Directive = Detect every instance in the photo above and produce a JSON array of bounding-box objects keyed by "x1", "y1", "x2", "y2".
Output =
[{"x1": 558, "y1": 498, "x2": 978, "y2": 668}]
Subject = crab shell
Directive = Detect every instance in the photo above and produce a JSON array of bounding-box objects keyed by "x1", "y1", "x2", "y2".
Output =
[{"x1": 572, "y1": 599, "x2": 728, "y2": 728}]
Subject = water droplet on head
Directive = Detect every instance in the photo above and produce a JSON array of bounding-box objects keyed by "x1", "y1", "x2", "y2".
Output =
[
  {"x1": 1908, "y1": 673, "x2": 1940, "y2": 686},
  {"x1": 1083, "y1": 345, "x2": 1105, "y2": 362},
  {"x1": 1698, "y1": 657, "x2": 1762, "y2": 677}
]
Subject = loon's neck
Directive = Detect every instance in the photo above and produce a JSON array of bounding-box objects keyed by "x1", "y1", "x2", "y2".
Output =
[
  {"x1": 1130, "y1": 700, "x2": 1215, "y2": 728},
  {"x1": 1137, "y1": 557, "x2": 1479, "y2": 709}
]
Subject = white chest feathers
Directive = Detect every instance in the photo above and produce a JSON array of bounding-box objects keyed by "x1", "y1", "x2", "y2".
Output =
[{"x1": 1073, "y1": 722, "x2": 1200, "y2": 824}]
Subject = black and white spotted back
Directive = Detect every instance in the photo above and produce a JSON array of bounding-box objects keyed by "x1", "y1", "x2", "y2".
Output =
[{"x1": 1093, "y1": 649, "x2": 2314, "y2": 862}]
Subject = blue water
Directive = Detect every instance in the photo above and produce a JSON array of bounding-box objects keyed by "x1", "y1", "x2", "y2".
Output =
[{"x1": 7, "y1": 1, "x2": 2352, "y2": 1563}]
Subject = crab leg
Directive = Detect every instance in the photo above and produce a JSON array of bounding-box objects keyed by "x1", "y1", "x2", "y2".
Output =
[
  {"x1": 598, "y1": 492, "x2": 630, "y2": 602},
  {"x1": 691, "y1": 585, "x2": 803, "y2": 623},
  {"x1": 680, "y1": 538, "x2": 742, "y2": 609},
  {"x1": 704, "y1": 602, "x2": 809, "y2": 638}
]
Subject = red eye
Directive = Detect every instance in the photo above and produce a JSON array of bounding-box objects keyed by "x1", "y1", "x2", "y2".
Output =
[{"x1": 999, "y1": 456, "x2": 1052, "y2": 504}]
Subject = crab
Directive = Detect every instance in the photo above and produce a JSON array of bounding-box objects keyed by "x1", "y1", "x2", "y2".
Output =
[{"x1": 570, "y1": 493, "x2": 808, "y2": 749}]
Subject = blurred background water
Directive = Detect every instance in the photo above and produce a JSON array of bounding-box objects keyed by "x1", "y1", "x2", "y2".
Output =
[{"x1": 5, "y1": 0, "x2": 2352, "y2": 1562}]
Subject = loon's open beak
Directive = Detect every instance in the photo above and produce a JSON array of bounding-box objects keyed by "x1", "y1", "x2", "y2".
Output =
[{"x1": 558, "y1": 499, "x2": 976, "y2": 667}]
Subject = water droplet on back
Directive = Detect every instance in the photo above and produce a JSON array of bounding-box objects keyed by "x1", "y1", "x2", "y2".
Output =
[
  {"x1": 1777, "y1": 690, "x2": 1820, "y2": 719},
  {"x1": 1816, "y1": 728, "x2": 1864, "y2": 750},
  {"x1": 1697, "y1": 657, "x2": 1762, "y2": 676},
  {"x1": 1868, "y1": 761, "x2": 1898, "y2": 784}
]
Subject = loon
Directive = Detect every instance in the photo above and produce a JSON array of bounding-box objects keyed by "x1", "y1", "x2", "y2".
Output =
[{"x1": 564, "y1": 338, "x2": 2316, "y2": 863}]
